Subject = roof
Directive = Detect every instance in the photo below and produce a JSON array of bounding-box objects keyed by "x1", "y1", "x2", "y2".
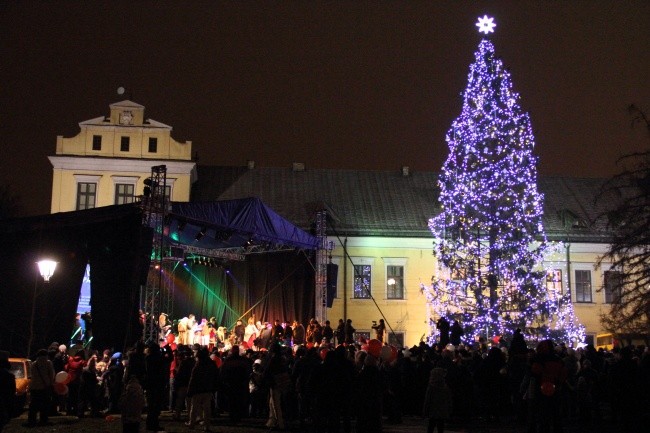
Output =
[{"x1": 195, "y1": 166, "x2": 613, "y2": 242}]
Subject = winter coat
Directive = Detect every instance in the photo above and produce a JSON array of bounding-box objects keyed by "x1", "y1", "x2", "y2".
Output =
[
  {"x1": 120, "y1": 376, "x2": 145, "y2": 423},
  {"x1": 30, "y1": 356, "x2": 55, "y2": 390},
  {"x1": 423, "y1": 368, "x2": 452, "y2": 419}
]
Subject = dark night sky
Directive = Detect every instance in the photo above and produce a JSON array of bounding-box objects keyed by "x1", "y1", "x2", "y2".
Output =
[{"x1": 1, "y1": 1, "x2": 648, "y2": 217}]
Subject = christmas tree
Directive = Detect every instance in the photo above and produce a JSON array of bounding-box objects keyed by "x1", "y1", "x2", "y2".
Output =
[{"x1": 423, "y1": 16, "x2": 584, "y2": 346}]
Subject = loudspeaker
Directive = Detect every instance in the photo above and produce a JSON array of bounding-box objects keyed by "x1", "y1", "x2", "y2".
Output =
[{"x1": 326, "y1": 263, "x2": 338, "y2": 308}]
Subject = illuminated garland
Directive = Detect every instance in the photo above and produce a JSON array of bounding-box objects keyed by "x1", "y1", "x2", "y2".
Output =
[{"x1": 423, "y1": 37, "x2": 585, "y2": 347}]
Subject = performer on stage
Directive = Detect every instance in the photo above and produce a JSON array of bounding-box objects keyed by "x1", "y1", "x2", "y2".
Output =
[
  {"x1": 233, "y1": 320, "x2": 245, "y2": 344},
  {"x1": 177, "y1": 317, "x2": 188, "y2": 345},
  {"x1": 244, "y1": 316, "x2": 258, "y2": 346},
  {"x1": 187, "y1": 314, "x2": 197, "y2": 345}
]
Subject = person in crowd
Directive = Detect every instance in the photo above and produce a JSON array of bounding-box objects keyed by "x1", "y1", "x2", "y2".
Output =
[
  {"x1": 293, "y1": 346, "x2": 319, "y2": 429},
  {"x1": 292, "y1": 321, "x2": 305, "y2": 346},
  {"x1": 322, "y1": 320, "x2": 334, "y2": 344},
  {"x1": 119, "y1": 371, "x2": 145, "y2": 433},
  {"x1": 264, "y1": 343, "x2": 290, "y2": 431},
  {"x1": 423, "y1": 367, "x2": 452, "y2": 433},
  {"x1": 335, "y1": 319, "x2": 345, "y2": 346},
  {"x1": 102, "y1": 352, "x2": 124, "y2": 415},
  {"x1": 64, "y1": 350, "x2": 85, "y2": 416},
  {"x1": 0, "y1": 351, "x2": 16, "y2": 432},
  {"x1": 344, "y1": 319, "x2": 356, "y2": 345},
  {"x1": 220, "y1": 345, "x2": 251, "y2": 424},
  {"x1": 436, "y1": 317, "x2": 450, "y2": 349},
  {"x1": 449, "y1": 320, "x2": 464, "y2": 346},
  {"x1": 371, "y1": 319, "x2": 386, "y2": 344},
  {"x1": 309, "y1": 350, "x2": 349, "y2": 433},
  {"x1": 353, "y1": 354, "x2": 382, "y2": 433},
  {"x1": 77, "y1": 355, "x2": 100, "y2": 418},
  {"x1": 144, "y1": 341, "x2": 165, "y2": 433},
  {"x1": 249, "y1": 359, "x2": 268, "y2": 419},
  {"x1": 186, "y1": 347, "x2": 218, "y2": 432},
  {"x1": 25, "y1": 349, "x2": 55, "y2": 427},
  {"x1": 530, "y1": 339, "x2": 568, "y2": 433},
  {"x1": 173, "y1": 348, "x2": 195, "y2": 421}
]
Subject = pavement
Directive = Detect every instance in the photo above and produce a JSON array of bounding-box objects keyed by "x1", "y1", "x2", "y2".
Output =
[{"x1": 3, "y1": 410, "x2": 632, "y2": 433}]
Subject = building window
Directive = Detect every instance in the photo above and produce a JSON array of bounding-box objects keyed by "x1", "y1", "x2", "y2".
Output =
[
  {"x1": 353, "y1": 264, "x2": 371, "y2": 299},
  {"x1": 115, "y1": 183, "x2": 135, "y2": 205},
  {"x1": 387, "y1": 265, "x2": 404, "y2": 299},
  {"x1": 388, "y1": 332, "x2": 405, "y2": 348},
  {"x1": 574, "y1": 270, "x2": 592, "y2": 303},
  {"x1": 604, "y1": 270, "x2": 622, "y2": 304},
  {"x1": 120, "y1": 136, "x2": 130, "y2": 152},
  {"x1": 163, "y1": 185, "x2": 172, "y2": 201},
  {"x1": 148, "y1": 137, "x2": 158, "y2": 153},
  {"x1": 76, "y1": 182, "x2": 96, "y2": 210},
  {"x1": 92, "y1": 135, "x2": 102, "y2": 151},
  {"x1": 546, "y1": 269, "x2": 563, "y2": 295}
]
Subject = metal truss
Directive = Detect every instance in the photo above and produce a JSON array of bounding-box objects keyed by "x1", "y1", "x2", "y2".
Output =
[{"x1": 315, "y1": 210, "x2": 328, "y2": 324}]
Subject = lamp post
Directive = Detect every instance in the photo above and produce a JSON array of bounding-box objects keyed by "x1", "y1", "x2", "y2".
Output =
[{"x1": 28, "y1": 259, "x2": 57, "y2": 357}]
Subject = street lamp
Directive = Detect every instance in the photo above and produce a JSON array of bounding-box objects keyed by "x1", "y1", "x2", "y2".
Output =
[
  {"x1": 37, "y1": 259, "x2": 57, "y2": 282},
  {"x1": 28, "y1": 259, "x2": 57, "y2": 356}
]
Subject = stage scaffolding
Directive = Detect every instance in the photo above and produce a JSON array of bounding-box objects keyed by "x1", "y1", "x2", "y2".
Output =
[
  {"x1": 315, "y1": 209, "x2": 328, "y2": 324},
  {"x1": 139, "y1": 165, "x2": 175, "y2": 343}
]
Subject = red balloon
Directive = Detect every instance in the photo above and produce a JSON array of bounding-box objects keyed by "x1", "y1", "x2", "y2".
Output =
[
  {"x1": 166, "y1": 334, "x2": 175, "y2": 343},
  {"x1": 306, "y1": 342, "x2": 314, "y2": 349},
  {"x1": 319, "y1": 347, "x2": 329, "y2": 360},
  {"x1": 368, "y1": 339, "x2": 382, "y2": 357}
]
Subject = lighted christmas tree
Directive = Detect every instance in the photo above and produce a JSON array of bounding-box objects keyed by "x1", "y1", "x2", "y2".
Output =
[{"x1": 423, "y1": 16, "x2": 584, "y2": 345}]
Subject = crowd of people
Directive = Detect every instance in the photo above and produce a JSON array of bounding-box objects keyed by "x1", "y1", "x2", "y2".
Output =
[{"x1": 9, "y1": 315, "x2": 650, "y2": 433}]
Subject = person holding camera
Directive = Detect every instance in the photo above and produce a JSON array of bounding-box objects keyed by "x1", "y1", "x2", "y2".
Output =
[{"x1": 371, "y1": 319, "x2": 386, "y2": 344}]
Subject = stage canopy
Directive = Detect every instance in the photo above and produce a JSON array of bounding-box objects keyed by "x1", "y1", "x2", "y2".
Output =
[{"x1": 167, "y1": 197, "x2": 319, "y2": 256}]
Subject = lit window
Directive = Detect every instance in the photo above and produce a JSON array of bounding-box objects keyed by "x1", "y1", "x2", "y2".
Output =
[
  {"x1": 115, "y1": 184, "x2": 135, "y2": 205},
  {"x1": 604, "y1": 270, "x2": 622, "y2": 304},
  {"x1": 77, "y1": 183, "x2": 96, "y2": 210},
  {"x1": 387, "y1": 332, "x2": 405, "y2": 348},
  {"x1": 546, "y1": 269, "x2": 563, "y2": 294},
  {"x1": 354, "y1": 265, "x2": 371, "y2": 299},
  {"x1": 387, "y1": 265, "x2": 404, "y2": 299},
  {"x1": 575, "y1": 270, "x2": 592, "y2": 303}
]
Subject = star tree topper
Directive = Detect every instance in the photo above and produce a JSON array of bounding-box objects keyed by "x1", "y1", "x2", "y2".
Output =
[{"x1": 476, "y1": 15, "x2": 496, "y2": 34}]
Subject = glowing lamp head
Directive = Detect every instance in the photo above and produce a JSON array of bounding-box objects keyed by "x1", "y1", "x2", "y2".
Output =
[
  {"x1": 37, "y1": 259, "x2": 57, "y2": 282},
  {"x1": 387, "y1": 278, "x2": 396, "y2": 286}
]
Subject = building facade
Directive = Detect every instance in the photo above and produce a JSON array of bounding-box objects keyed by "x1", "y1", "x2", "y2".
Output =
[
  {"x1": 49, "y1": 100, "x2": 196, "y2": 213},
  {"x1": 204, "y1": 165, "x2": 617, "y2": 348}
]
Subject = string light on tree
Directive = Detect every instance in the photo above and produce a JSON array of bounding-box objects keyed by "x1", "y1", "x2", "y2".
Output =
[{"x1": 422, "y1": 16, "x2": 584, "y2": 346}]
